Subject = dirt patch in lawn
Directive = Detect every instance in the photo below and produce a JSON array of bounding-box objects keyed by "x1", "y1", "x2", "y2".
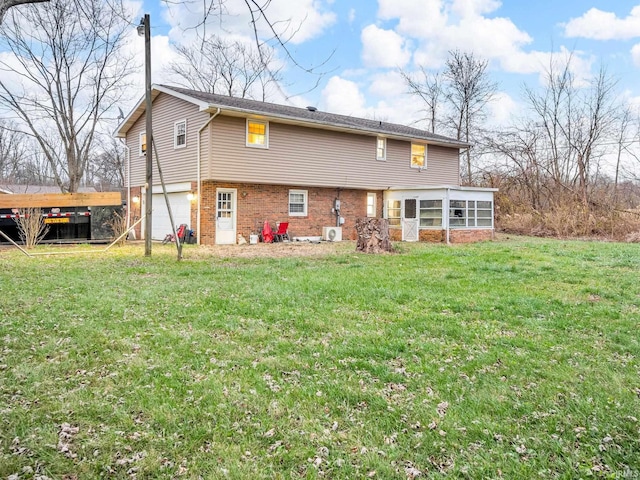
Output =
[{"x1": 191, "y1": 240, "x2": 356, "y2": 259}]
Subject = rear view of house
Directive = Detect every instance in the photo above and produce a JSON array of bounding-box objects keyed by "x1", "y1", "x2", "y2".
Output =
[{"x1": 115, "y1": 85, "x2": 496, "y2": 245}]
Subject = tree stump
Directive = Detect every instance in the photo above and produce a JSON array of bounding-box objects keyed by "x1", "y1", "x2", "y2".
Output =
[{"x1": 355, "y1": 218, "x2": 393, "y2": 253}]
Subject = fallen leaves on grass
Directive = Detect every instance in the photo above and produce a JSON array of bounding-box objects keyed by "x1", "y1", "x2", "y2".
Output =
[
  {"x1": 57, "y1": 423, "x2": 79, "y2": 459},
  {"x1": 436, "y1": 401, "x2": 449, "y2": 417}
]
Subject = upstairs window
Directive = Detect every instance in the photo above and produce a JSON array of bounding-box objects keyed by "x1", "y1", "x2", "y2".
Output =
[
  {"x1": 247, "y1": 119, "x2": 268, "y2": 148},
  {"x1": 289, "y1": 190, "x2": 307, "y2": 216},
  {"x1": 376, "y1": 137, "x2": 386, "y2": 161},
  {"x1": 411, "y1": 143, "x2": 426, "y2": 169},
  {"x1": 139, "y1": 132, "x2": 146, "y2": 156},
  {"x1": 174, "y1": 120, "x2": 186, "y2": 148}
]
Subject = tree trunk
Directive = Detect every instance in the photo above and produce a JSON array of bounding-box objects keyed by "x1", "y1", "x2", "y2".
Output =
[{"x1": 355, "y1": 218, "x2": 393, "y2": 254}]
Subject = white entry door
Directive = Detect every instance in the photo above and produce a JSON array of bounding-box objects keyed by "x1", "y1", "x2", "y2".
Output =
[
  {"x1": 215, "y1": 188, "x2": 236, "y2": 244},
  {"x1": 402, "y1": 198, "x2": 419, "y2": 242}
]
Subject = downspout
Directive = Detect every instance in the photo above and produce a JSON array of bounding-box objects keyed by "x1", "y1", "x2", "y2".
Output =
[
  {"x1": 445, "y1": 187, "x2": 451, "y2": 245},
  {"x1": 197, "y1": 108, "x2": 221, "y2": 245},
  {"x1": 121, "y1": 139, "x2": 131, "y2": 231}
]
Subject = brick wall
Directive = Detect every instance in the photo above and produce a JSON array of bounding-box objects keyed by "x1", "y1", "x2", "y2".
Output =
[
  {"x1": 200, "y1": 182, "x2": 383, "y2": 245},
  {"x1": 420, "y1": 229, "x2": 446, "y2": 242},
  {"x1": 449, "y1": 229, "x2": 494, "y2": 243},
  {"x1": 390, "y1": 227, "x2": 492, "y2": 243}
]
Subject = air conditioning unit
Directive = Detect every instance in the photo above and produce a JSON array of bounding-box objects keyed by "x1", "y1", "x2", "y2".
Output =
[{"x1": 322, "y1": 226, "x2": 342, "y2": 242}]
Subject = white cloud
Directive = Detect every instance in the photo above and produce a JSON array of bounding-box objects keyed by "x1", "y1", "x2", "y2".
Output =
[
  {"x1": 450, "y1": 0, "x2": 501, "y2": 18},
  {"x1": 361, "y1": 25, "x2": 412, "y2": 68},
  {"x1": 563, "y1": 6, "x2": 640, "y2": 40},
  {"x1": 373, "y1": 0, "x2": 601, "y2": 92},
  {"x1": 319, "y1": 73, "x2": 436, "y2": 127},
  {"x1": 377, "y1": 0, "x2": 533, "y2": 72},
  {"x1": 378, "y1": 0, "x2": 448, "y2": 39},
  {"x1": 321, "y1": 76, "x2": 367, "y2": 115},
  {"x1": 119, "y1": 30, "x2": 177, "y2": 93},
  {"x1": 163, "y1": 0, "x2": 336, "y2": 46},
  {"x1": 488, "y1": 92, "x2": 519, "y2": 126},
  {"x1": 632, "y1": 43, "x2": 640, "y2": 67},
  {"x1": 348, "y1": 8, "x2": 356, "y2": 24},
  {"x1": 368, "y1": 71, "x2": 407, "y2": 98}
]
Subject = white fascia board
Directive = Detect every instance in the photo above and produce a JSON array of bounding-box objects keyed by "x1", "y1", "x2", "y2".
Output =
[
  {"x1": 114, "y1": 85, "x2": 210, "y2": 138},
  {"x1": 387, "y1": 185, "x2": 498, "y2": 192}
]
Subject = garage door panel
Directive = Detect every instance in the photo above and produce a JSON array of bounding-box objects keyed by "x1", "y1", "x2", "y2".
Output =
[{"x1": 151, "y1": 192, "x2": 191, "y2": 240}]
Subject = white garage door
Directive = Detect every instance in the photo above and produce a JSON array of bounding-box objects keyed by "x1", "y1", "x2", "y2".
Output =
[{"x1": 151, "y1": 192, "x2": 191, "y2": 240}]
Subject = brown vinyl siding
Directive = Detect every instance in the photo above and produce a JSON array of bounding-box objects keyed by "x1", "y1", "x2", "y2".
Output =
[
  {"x1": 205, "y1": 115, "x2": 460, "y2": 189},
  {"x1": 127, "y1": 93, "x2": 209, "y2": 186}
]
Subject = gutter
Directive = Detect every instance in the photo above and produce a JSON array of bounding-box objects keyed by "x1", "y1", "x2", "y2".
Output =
[
  {"x1": 121, "y1": 139, "x2": 131, "y2": 231},
  {"x1": 445, "y1": 187, "x2": 451, "y2": 245},
  {"x1": 196, "y1": 108, "x2": 221, "y2": 244}
]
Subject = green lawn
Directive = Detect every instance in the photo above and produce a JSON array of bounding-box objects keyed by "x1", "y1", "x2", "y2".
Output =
[{"x1": 1, "y1": 238, "x2": 639, "y2": 479}]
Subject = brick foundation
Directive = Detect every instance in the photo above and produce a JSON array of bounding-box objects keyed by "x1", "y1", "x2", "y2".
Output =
[
  {"x1": 390, "y1": 227, "x2": 493, "y2": 243},
  {"x1": 449, "y1": 229, "x2": 494, "y2": 243}
]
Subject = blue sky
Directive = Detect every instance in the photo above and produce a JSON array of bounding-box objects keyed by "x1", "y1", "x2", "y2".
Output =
[{"x1": 129, "y1": 1, "x2": 640, "y2": 127}]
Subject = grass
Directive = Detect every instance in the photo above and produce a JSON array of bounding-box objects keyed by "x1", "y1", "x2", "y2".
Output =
[{"x1": 1, "y1": 237, "x2": 639, "y2": 479}]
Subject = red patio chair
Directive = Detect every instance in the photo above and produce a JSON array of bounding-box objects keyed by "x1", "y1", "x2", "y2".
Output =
[
  {"x1": 261, "y1": 220, "x2": 274, "y2": 243},
  {"x1": 273, "y1": 222, "x2": 289, "y2": 242}
]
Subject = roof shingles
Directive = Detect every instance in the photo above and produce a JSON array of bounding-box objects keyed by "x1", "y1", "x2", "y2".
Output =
[{"x1": 158, "y1": 85, "x2": 468, "y2": 147}]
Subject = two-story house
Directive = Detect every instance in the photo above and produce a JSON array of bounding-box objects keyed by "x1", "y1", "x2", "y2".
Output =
[{"x1": 115, "y1": 85, "x2": 496, "y2": 245}]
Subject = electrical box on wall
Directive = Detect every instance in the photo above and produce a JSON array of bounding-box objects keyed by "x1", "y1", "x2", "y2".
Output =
[{"x1": 322, "y1": 226, "x2": 342, "y2": 242}]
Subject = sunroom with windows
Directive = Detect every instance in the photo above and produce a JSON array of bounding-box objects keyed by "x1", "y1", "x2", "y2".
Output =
[{"x1": 383, "y1": 186, "x2": 497, "y2": 243}]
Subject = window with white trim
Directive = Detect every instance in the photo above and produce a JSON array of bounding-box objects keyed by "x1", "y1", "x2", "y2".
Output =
[
  {"x1": 289, "y1": 190, "x2": 307, "y2": 216},
  {"x1": 174, "y1": 120, "x2": 186, "y2": 148},
  {"x1": 376, "y1": 137, "x2": 386, "y2": 161},
  {"x1": 139, "y1": 131, "x2": 146, "y2": 156},
  {"x1": 386, "y1": 199, "x2": 401, "y2": 226},
  {"x1": 366, "y1": 192, "x2": 377, "y2": 217},
  {"x1": 247, "y1": 119, "x2": 268, "y2": 148},
  {"x1": 476, "y1": 201, "x2": 493, "y2": 227},
  {"x1": 419, "y1": 199, "x2": 442, "y2": 227},
  {"x1": 449, "y1": 200, "x2": 493, "y2": 228},
  {"x1": 411, "y1": 143, "x2": 426, "y2": 169}
]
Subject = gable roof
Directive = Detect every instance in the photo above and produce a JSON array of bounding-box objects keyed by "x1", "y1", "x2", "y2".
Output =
[{"x1": 115, "y1": 85, "x2": 470, "y2": 149}]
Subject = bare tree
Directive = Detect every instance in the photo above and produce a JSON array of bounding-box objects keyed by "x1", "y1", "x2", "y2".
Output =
[
  {"x1": 167, "y1": 34, "x2": 282, "y2": 100},
  {"x1": 444, "y1": 50, "x2": 497, "y2": 184},
  {"x1": 400, "y1": 67, "x2": 443, "y2": 134},
  {"x1": 0, "y1": 0, "x2": 135, "y2": 192},
  {"x1": 0, "y1": 0, "x2": 47, "y2": 23},
  {"x1": 565, "y1": 66, "x2": 618, "y2": 206},
  {"x1": 0, "y1": 119, "x2": 26, "y2": 179},
  {"x1": 163, "y1": 0, "x2": 333, "y2": 99},
  {"x1": 523, "y1": 58, "x2": 619, "y2": 206},
  {"x1": 14, "y1": 207, "x2": 48, "y2": 248},
  {"x1": 85, "y1": 135, "x2": 126, "y2": 190}
]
